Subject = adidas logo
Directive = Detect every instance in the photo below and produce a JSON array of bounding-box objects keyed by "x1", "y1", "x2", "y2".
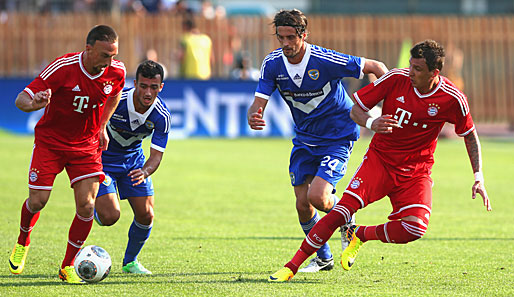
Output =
[
  {"x1": 72, "y1": 85, "x2": 81, "y2": 92},
  {"x1": 396, "y1": 96, "x2": 405, "y2": 103},
  {"x1": 293, "y1": 74, "x2": 302, "y2": 80},
  {"x1": 324, "y1": 169, "x2": 333, "y2": 177}
]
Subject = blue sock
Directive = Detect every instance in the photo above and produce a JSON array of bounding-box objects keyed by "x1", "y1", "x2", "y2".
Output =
[
  {"x1": 301, "y1": 212, "x2": 332, "y2": 260},
  {"x1": 93, "y1": 208, "x2": 104, "y2": 226},
  {"x1": 123, "y1": 219, "x2": 152, "y2": 266}
]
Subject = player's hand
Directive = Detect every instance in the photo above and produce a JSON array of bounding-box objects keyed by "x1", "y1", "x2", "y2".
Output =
[
  {"x1": 98, "y1": 128, "x2": 109, "y2": 151},
  {"x1": 128, "y1": 168, "x2": 147, "y2": 186},
  {"x1": 472, "y1": 181, "x2": 492, "y2": 211},
  {"x1": 248, "y1": 107, "x2": 266, "y2": 130},
  {"x1": 32, "y1": 89, "x2": 51, "y2": 110},
  {"x1": 372, "y1": 114, "x2": 401, "y2": 134}
]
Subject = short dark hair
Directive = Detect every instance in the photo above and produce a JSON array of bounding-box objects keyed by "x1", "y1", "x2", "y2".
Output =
[
  {"x1": 410, "y1": 39, "x2": 445, "y2": 71},
  {"x1": 136, "y1": 60, "x2": 164, "y2": 83},
  {"x1": 86, "y1": 25, "x2": 118, "y2": 46},
  {"x1": 273, "y1": 9, "x2": 308, "y2": 37},
  {"x1": 182, "y1": 14, "x2": 195, "y2": 30}
]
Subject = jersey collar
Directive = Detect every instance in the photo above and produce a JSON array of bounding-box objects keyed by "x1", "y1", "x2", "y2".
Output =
[
  {"x1": 127, "y1": 88, "x2": 158, "y2": 131},
  {"x1": 79, "y1": 51, "x2": 106, "y2": 80},
  {"x1": 414, "y1": 76, "x2": 443, "y2": 98},
  {"x1": 282, "y1": 43, "x2": 311, "y2": 88}
]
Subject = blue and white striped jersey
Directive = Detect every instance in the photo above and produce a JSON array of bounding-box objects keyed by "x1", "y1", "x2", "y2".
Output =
[
  {"x1": 255, "y1": 43, "x2": 364, "y2": 145},
  {"x1": 103, "y1": 87, "x2": 171, "y2": 157}
]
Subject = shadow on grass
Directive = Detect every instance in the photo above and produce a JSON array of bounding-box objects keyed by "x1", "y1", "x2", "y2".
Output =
[
  {"x1": 422, "y1": 237, "x2": 514, "y2": 241},
  {"x1": 172, "y1": 236, "x2": 304, "y2": 240},
  {"x1": 0, "y1": 271, "x2": 321, "y2": 286},
  {"x1": 171, "y1": 236, "x2": 514, "y2": 241}
]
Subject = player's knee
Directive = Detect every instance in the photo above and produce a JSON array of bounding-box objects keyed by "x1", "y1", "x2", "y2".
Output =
[
  {"x1": 27, "y1": 199, "x2": 46, "y2": 212},
  {"x1": 295, "y1": 199, "x2": 311, "y2": 215},
  {"x1": 99, "y1": 210, "x2": 121, "y2": 226},
  {"x1": 137, "y1": 213, "x2": 154, "y2": 226},
  {"x1": 307, "y1": 192, "x2": 332, "y2": 212},
  {"x1": 28, "y1": 191, "x2": 50, "y2": 211},
  {"x1": 76, "y1": 199, "x2": 96, "y2": 217}
]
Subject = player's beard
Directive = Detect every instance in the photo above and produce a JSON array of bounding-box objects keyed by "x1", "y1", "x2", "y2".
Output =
[
  {"x1": 93, "y1": 64, "x2": 107, "y2": 74},
  {"x1": 283, "y1": 47, "x2": 298, "y2": 59}
]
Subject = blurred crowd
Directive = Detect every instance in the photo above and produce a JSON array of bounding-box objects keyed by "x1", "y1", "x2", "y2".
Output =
[
  {"x1": 0, "y1": 0, "x2": 264, "y2": 81},
  {"x1": 0, "y1": 0, "x2": 226, "y2": 18}
]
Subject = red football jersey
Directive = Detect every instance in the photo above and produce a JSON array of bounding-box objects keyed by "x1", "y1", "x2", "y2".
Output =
[
  {"x1": 24, "y1": 52, "x2": 126, "y2": 151},
  {"x1": 353, "y1": 68, "x2": 475, "y2": 176}
]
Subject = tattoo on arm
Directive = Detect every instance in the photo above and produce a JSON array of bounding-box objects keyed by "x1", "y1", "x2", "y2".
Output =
[{"x1": 464, "y1": 130, "x2": 482, "y2": 173}]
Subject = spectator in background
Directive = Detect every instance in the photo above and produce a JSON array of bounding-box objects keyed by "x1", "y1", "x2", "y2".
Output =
[
  {"x1": 230, "y1": 51, "x2": 259, "y2": 81},
  {"x1": 170, "y1": 0, "x2": 193, "y2": 15},
  {"x1": 143, "y1": 48, "x2": 168, "y2": 79},
  {"x1": 201, "y1": 0, "x2": 225, "y2": 20},
  {"x1": 178, "y1": 15, "x2": 213, "y2": 80}
]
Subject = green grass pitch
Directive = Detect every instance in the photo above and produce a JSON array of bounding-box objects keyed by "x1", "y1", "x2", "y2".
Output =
[{"x1": 0, "y1": 131, "x2": 512, "y2": 296}]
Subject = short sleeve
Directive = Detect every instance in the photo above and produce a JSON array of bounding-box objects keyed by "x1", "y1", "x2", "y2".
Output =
[
  {"x1": 254, "y1": 58, "x2": 277, "y2": 100},
  {"x1": 353, "y1": 69, "x2": 397, "y2": 111},
  {"x1": 448, "y1": 95, "x2": 475, "y2": 136}
]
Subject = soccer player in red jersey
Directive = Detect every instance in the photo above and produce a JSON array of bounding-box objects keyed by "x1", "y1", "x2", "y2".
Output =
[
  {"x1": 9, "y1": 25, "x2": 126, "y2": 283},
  {"x1": 269, "y1": 39, "x2": 491, "y2": 282}
]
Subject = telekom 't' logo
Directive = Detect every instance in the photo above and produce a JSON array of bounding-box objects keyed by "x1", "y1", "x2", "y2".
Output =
[
  {"x1": 394, "y1": 107, "x2": 412, "y2": 128},
  {"x1": 73, "y1": 96, "x2": 89, "y2": 113}
]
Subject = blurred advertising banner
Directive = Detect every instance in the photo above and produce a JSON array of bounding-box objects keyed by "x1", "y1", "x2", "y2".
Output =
[{"x1": 0, "y1": 79, "x2": 294, "y2": 138}]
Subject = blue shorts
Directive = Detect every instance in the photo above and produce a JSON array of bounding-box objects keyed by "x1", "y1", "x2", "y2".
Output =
[
  {"x1": 289, "y1": 138, "x2": 354, "y2": 189},
  {"x1": 97, "y1": 151, "x2": 154, "y2": 199}
]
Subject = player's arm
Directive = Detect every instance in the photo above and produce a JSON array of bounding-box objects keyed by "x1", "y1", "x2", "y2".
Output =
[
  {"x1": 15, "y1": 89, "x2": 51, "y2": 112},
  {"x1": 98, "y1": 92, "x2": 122, "y2": 151},
  {"x1": 350, "y1": 104, "x2": 399, "y2": 134},
  {"x1": 129, "y1": 148, "x2": 163, "y2": 186},
  {"x1": 247, "y1": 96, "x2": 268, "y2": 130},
  {"x1": 463, "y1": 130, "x2": 492, "y2": 211},
  {"x1": 362, "y1": 59, "x2": 388, "y2": 79}
]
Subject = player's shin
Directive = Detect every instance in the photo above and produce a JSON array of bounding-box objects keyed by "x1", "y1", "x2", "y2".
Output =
[
  {"x1": 62, "y1": 213, "x2": 94, "y2": 268},
  {"x1": 17, "y1": 199, "x2": 41, "y2": 246},
  {"x1": 375, "y1": 220, "x2": 427, "y2": 244},
  {"x1": 123, "y1": 219, "x2": 152, "y2": 265},
  {"x1": 287, "y1": 211, "x2": 344, "y2": 273}
]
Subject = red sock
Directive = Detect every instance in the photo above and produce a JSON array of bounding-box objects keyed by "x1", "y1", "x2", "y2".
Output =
[
  {"x1": 285, "y1": 209, "x2": 347, "y2": 274},
  {"x1": 375, "y1": 220, "x2": 426, "y2": 244},
  {"x1": 355, "y1": 225, "x2": 379, "y2": 242},
  {"x1": 17, "y1": 199, "x2": 41, "y2": 246},
  {"x1": 61, "y1": 213, "x2": 93, "y2": 268}
]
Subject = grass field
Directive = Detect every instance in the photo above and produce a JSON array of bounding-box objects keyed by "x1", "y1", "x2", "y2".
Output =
[{"x1": 0, "y1": 131, "x2": 513, "y2": 296}]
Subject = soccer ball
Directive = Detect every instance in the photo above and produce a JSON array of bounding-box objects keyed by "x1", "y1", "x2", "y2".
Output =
[{"x1": 74, "y1": 245, "x2": 111, "y2": 283}]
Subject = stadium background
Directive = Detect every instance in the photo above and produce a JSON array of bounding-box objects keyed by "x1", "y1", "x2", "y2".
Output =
[{"x1": 0, "y1": 0, "x2": 512, "y2": 137}]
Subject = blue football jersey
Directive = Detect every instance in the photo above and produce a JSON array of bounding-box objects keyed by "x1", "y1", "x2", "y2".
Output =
[
  {"x1": 255, "y1": 43, "x2": 363, "y2": 145},
  {"x1": 103, "y1": 88, "x2": 172, "y2": 157}
]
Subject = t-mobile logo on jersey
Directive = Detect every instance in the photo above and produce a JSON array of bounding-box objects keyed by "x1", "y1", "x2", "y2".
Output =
[
  {"x1": 394, "y1": 107, "x2": 428, "y2": 129},
  {"x1": 73, "y1": 96, "x2": 89, "y2": 113},
  {"x1": 394, "y1": 107, "x2": 411, "y2": 128}
]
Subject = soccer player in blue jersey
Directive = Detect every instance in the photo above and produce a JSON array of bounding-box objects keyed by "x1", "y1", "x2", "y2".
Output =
[
  {"x1": 247, "y1": 9, "x2": 388, "y2": 272},
  {"x1": 94, "y1": 60, "x2": 171, "y2": 274}
]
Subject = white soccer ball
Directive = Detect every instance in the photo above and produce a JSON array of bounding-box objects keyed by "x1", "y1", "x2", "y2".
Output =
[{"x1": 74, "y1": 245, "x2": 111, "y2": 283}]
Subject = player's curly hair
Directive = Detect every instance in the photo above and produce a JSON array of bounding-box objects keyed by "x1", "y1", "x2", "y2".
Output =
[
  {"x1": 273, "y1": 9, "x2": 308, "y2": 37},
  {"x1": 86, "y1": 25, "x2": 118, "y2": 45},
  {"x1": 410, "y1": 39, "x2": 445, "y2": 71},
  {"x1": 136, "y1": 60, "x2": 164, "y2": 83}
]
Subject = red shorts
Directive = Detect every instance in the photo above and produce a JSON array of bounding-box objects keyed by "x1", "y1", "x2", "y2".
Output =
[
  {"x1": 28, "y1": 143, "x2": 105, "y2": 190},
  {"x1": 343, "y1": 148, "x2": 432, "y2": 224}
]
